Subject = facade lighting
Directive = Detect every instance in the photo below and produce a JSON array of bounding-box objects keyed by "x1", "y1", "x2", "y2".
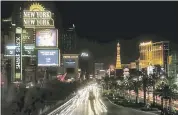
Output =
[
  {"x1": 139, "y1": 41, "x2": 169, "y2": 70},
  {"x1": 116, "y1": 42, "x2": 121, "y2": 69},
  {"x1": 140, "y1": 41, "x2": 152, "y2": 46}
]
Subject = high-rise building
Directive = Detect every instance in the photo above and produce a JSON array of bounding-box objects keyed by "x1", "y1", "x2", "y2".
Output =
[
  {"x1": 168, "y1": 51, "x2": 178, "y2": 77},
  {"x1": 139, "y1": 41, "x2": 169, "y2": 72},
  {"x1": 139, "y1": 41, "x2": 152, "y2": 68},
  {"x1": 1, "y1": 18, "x2": 17, "y2": 83},
  {"x1": 1, "y1": 18, "x2": 16, "y2": 54},
  {"x1": 2, "y1": 2, "x2": 59, "y2": 83},
  {"x1": 61, "y1": 24, "x2": 77, "y2": 54},
  {"x1": 94, "y1": 63, "x2": 104, "y2": 75},
  {"x1": 116, "y1": 42, "x2": 121, "y2": 69}
]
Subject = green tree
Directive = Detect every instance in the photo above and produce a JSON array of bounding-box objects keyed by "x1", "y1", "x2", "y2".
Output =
[
  {"x1": 132, "y1": 77, "x2": 142, "y2": 103},
  {"x1": 156, "y1": 81, "x2": 178, "y2": 109}
]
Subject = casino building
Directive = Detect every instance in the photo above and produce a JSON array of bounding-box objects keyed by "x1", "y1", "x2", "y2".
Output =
[
  {"x1": 1, "y1": 2, "x2": 61, "y2": 85},
  {"x1": 139, "y1": 41, "x2": 169, "y2": 72},
  {"x1": 62, "y1": 54, "x2": 79, "y2": 80}
]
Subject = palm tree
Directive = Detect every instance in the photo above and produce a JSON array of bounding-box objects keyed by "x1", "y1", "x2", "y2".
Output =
[
  {"x1": 155, "y1": 80, "x2": 178, "y2": 110},
  {"x1": 151, "y1": 65, "x2": 161, "y2": 106},
  {"x1": 142, "y1": 73, "x2": 155, "y2": 105},
  {"x1": 142, "y1": 75, "x2": 148, "y2": 104},
  {"x1": 132, "y1": 77, "x2": 142, "y2": 103},
  {"x1": 104, "y1": 75, "x2": 110, "y2": 90},
  {"x1": 139, "y1": 68, "x2": 148, "y2": 105},
  {"x1": 116, "y1": 80, "x2": 125, "y2": 97},
  {"x1": 167, "y1": 81, "x2": 178, "y2": 107},
  {"x1": 165, "y1": 75, "x2": 178, "y2": 107}
]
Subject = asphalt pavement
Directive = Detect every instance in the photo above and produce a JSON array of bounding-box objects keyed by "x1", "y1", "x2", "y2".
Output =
[{"x1": 48, "y1": 83, "x2": 158, "y2": 115}]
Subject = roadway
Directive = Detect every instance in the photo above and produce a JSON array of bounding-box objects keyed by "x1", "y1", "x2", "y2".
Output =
[{"x1": 48, "y1": 83, "x2": 158, "y2": 115}]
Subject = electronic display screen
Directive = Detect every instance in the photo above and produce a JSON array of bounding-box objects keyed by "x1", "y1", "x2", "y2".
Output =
[
  {"x1": 38, "y1": 50, "x2": 59, "y2": 66},
  {"x1": 63, "y1": 59, "x2": 76, "y2": 68}
]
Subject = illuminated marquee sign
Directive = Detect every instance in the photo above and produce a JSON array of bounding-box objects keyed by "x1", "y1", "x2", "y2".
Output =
[
  {"x1": 15, "y1": 27, "x2": 22, "y2": 79},
  {"x1": 5, "y1": 46, "x2": 15, "y2": 56},
  {"x1": 63, "y1": 56, "x2": 78, "y2": 59},
  {"x1": 81, "y1": 52, "x2": 89, "y2": 57},
  {"x1": 23, "y1": 3, "x2": 54, "y2": 28},
  {"x1": 15, "y1": 35, "x2": 21, "y2": 70},
  {"x1": 23, "y1": 44, "x2": 35, "y2": 56}
]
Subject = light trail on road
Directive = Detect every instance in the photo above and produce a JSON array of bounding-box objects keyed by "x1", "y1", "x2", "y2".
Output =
[{"x1": 48, "y1": 83, "x2": 107, "y2": 115}]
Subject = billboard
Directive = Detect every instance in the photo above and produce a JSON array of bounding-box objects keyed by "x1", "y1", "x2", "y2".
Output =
[
  {"x1": 38, "y1": 49, "x2": 60, "y2": 66},
  {"x1": 63, "y1": 59, "x2": 76, "y2": 68},
  {"x1": 36, "y1": 29, "x2": 58, "y2": 47},
  {"x1": 22, "y1": 29, "x2": 34, "y2": 44}
]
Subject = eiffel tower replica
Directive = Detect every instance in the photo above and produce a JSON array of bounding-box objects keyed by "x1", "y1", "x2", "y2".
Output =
[{"x1": 116, "y1": 42, "x2": 122, "y2": 69}]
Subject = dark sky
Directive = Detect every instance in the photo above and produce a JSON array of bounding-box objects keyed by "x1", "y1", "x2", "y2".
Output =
[
  {"x1": 1, "y1": 1, "x2": 178, "y2": 64},
  {"x1": 54, "y1": 2, "x2": 178, "y2": 43},
  {"x1": 2, "y1": 1, "x2": 178, "y2": 42}
]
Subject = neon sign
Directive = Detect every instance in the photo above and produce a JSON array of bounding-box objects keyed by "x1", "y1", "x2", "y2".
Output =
[
  {"x1": 15, "y1": 27, "x2": 22, "y2": 79},
  {"x1": 63, "y1": 56, "x2": 78, "y2": 59},
  {"x1": 81, "y1": 52, "x2": 89, "y2": 57},
  {"x1": 15, "y1": 36, "x2": 21, "y2": 70},
  {"x1": 23, "y1": 3, "x2": 54, "y2": 28}
]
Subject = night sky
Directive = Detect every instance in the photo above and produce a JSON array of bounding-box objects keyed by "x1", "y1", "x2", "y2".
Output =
[
  {"x1": 56, "y1": 2, "x2": 178, "y2": 42},
  {"x1": 1, "y1": 1, "x2": 178, "y2": 65}
]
